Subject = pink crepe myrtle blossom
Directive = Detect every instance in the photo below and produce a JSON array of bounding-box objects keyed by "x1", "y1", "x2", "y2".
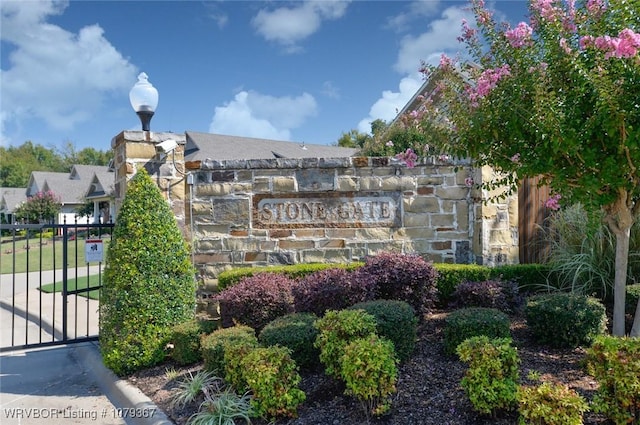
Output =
[
  {"x1": 395, "y1": 148, "x2": 418, "y2": 168},
  {"x1": 505, "y1": 22, "x2": 533, "y2": 48},
  {"x1": 458, "y1": 19, "x2": 477, "y2": 43},
  {"x1": 581, "y1": 29, "x2": 640, "y2": 58},
  {"x1": 559, "y1": 38, "x2": 572, "y2": 54},
  {"x1": 464, "y1": 177, "x2": 474, "y2": 187},
  {"x1": 586, "y1": 0, "x2": 606, "y2": 16},
  {"x1": 544, "y1": 193, "x2": 562, "y2": 211},
  {"x1": 531, "y1": 0, "x2": 561, "y2": 25},
  {"x1": 510, "y1": 153, "x2": 521, "y2": 163},
  {"x1": 386, "y1": 140, "x2": 394, "y2": 147},
  {"x1": 466, "y1": 64, "x2": 511, "y2": 107}
]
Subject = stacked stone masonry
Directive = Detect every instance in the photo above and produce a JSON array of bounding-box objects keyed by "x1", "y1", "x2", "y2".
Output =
[{"x1": 112, "y1": 132, "x2": 519, "y2": 293}]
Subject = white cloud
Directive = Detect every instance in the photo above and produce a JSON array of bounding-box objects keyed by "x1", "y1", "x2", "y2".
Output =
[
  {"x1": 358, "y1": 5, "x2": 473, "y2": 133},
  {"x1": 252, "y1": 0, "x2": 350, "y2": 52},
  {"x1": 395, "y1": 6, "x2": 473, "y2": 74},
  {"x1": 0, "y1": 0, "x2": 137, "y2": 139},
  {"x1": 209, "y1": 91, "x2": 318, "y2": 140},
  {"x1": 357, "y1": 75, "x2": 422, "y2": 134},
  {"x1": 321, "y1": 81, "x2": 340, "y2": 100},
  {"x1": 386, "y1": 0, "x2": 442, "y2": 32}
]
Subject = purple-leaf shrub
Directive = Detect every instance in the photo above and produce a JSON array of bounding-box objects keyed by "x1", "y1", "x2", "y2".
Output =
[
  {"x1": 356, "y1": 252, "x2": 439, "y2": 315},
  {"x1": 215, "y1": 272, "x2": 295, "y2": 331},
  {"x1": 292, "y1": 268, "x2": 376, "y2": 316},
  {"x1": 449, "y1": 279, "x2": 523, "y2": 313}
]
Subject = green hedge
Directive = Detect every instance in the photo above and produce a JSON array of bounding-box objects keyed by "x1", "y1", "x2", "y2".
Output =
[
  {"x1": 217, "y1": 261, "x2": 555, "y2": 304},
  {"x1": 217, "y1": 263, "x2": 363, "y2": 290}
]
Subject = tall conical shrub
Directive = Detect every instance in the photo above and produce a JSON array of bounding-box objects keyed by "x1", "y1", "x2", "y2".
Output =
[{"x1": 100, "y1": 168, "x2": 196, "y2": 375}]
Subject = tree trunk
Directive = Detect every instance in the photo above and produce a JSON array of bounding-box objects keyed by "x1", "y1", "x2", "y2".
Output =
[
  {"x1": 604, "y1": 189, "x2": 635, "y2": 337},
  {"x1": 612, "y1": 227, "x2": 630, "y2": 336}
]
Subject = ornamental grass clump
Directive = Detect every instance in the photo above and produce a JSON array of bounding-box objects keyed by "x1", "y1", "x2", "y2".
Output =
[{"x1": 100, "y1": 168, "x2": 196, "y2": 376}]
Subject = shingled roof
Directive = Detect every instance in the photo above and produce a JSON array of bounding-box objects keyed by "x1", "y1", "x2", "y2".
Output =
[
  {"x1": 184, "y1": 131, "x2": 360, "y2": 161},
  {"x1": 0, "y1": 187, "x2": 27, "y2": 213}
]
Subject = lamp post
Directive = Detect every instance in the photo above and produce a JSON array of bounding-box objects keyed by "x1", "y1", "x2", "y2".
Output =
[{"x1": 129, "y1": 72, "x2": 158, "y2": 140}]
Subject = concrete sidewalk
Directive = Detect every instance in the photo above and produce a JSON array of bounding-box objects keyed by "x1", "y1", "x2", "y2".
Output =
[{"x1": 0, "y1": 271, "x2": 173, "y2": 425}]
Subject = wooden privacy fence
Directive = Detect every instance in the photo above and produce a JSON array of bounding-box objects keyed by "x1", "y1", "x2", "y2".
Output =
[{"x1": 518, "y1": 176, "x2": 551, "y2": 264}]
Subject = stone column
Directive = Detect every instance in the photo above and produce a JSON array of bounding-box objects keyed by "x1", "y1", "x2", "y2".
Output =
[{"x1": 111, "y1": 131, "x2": 187, "y2": 230}]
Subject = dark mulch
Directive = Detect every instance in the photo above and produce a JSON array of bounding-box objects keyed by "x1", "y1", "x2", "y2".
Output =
[{"x1": 128, "y1": 311, "x2": 612, "y2": 425}]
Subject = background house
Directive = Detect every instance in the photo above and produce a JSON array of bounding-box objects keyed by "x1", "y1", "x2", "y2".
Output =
[{"x1": 1, "y1": 165, "x2": 115, "y2": 225}]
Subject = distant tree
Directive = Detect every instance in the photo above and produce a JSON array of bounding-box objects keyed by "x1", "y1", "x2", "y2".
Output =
[
  {"x1": 13, "y1": 191, "x2": 62, "y2": 224},
  {"x1": 75, "y1": 200, "x2": 94, "y2": 220},
  {"x1": 336, "y1": 129, "x2": 370, "y2": 148},
  {"x1": 0, "y1": 141, "x2": 111, "y2": 187}
]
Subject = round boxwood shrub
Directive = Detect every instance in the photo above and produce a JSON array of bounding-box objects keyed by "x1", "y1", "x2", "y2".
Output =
[
  {"x1": 169, "y1": 319, "x2": 218, "y2": 365},
  {"x1": 356, "y1": 252, "x2": 439, "y2": 316},
  {"x1": 443, "y1": 307, "x2": 511, "y2": 355},
  {"x1": 100, "y1": 168, "x2": 197, "y2": 376},
  {"x1": 525, "y1": 293, "x2": 607, "y2": 348},
  {"x1": 259, "y1": 312, "x2": 320, "y2": 370},
  {"x1": 201, "y1": 325, "x2": 258, "y2": 375},
  {"x1": 349, "y1": 299, "x2": 417, "y2": 363},
  {"x1": 215, "y1": 272, "x2": 295, "y2": 332}
]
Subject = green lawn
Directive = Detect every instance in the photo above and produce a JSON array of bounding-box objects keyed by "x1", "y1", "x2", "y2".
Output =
[
  {"x1": 1, "y1": 237, "x2": 110, "y2": 274},
  {"x1": 39, "y1": 274, "x2": 102, "y2": 300}
]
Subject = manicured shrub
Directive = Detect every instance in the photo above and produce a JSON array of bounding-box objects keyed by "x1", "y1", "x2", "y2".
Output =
[
  {"x1": 217, "y1": 263, "x2": 363, "y2": 290},
  {"x1": 241, "y1": 346, "x2": 306, "y2": 420},
  {"x1": 349, "y1": 299, "x2": 417, "y2": 362},
  {"x1": 517, "y1": 382, "x2": 589, "y2": 425},
  {"x1": 449, "y1": 278, "x2": 523, "y2": 313},
  {"x1": 585, "y1": 336, "x2": 640, "y2": 425},
  {"x1": 434, "y1": 263, "x2": 492, "y2": 305},
  {"x1": 356, "y1": 252, "x2": 439, "y2": 315},
  {"x1": 443, "y1": 307, "x2": 511, "y2": 355},
  {"x1": 489, "y1": 264, "x2": 556, "y2": 295},
  {"x1": 340, "y1": 334, "x2": 398, "y2": 419},
  {"x1": 201, "y1": 325, "x2": 258, "y2": 375},
  {"x1": 314, "y1": 309, "x2": 378, "y2": 378},
  {"x1": 215, "y1": 272, "x2": 295, "y2": 331},
  {"x1": 525, "y1": 293, "x2": 607, "y2": 348},
  {"x1": 292, "y1": 268, "x2": 375, "y2": 316},
  {"x1": 259, "y1": 312, "x2": 320, "y2": 370},
  {"x1": 457, "y1": 336, "x2": 519, "y2": 417},
  {"x1": 100, "y1": 168, "x2": 196, "y2": 376},
  {"x1": 169, "y1": 319, "x2": 218, "y2": 365},
  {"x1": 627, "y1": 284, "x2": 640, "y2": 314}
]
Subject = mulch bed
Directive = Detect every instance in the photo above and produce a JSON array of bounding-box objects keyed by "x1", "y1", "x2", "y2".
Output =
[{"x1": 128, "y1": 311, "x2": 613, "y2": 425}]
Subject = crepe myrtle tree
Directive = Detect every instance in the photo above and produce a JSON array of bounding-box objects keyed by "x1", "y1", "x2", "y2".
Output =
[
  {"x1": 14, "y1": 190, "x2": 61, "y2": 224},
  {"x1": 408, "y1": 0, "x2": 640, "y2": 336}
]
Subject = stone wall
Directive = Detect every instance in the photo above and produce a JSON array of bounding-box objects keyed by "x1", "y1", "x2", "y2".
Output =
[{"x1": 112, "y1": 131, "x2": 519, "y2": 293}]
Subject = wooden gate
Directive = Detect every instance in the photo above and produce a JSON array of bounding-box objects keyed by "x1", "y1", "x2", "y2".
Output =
[{"x1": 518, "y1": 177, "x2": 551, "y2": 264}]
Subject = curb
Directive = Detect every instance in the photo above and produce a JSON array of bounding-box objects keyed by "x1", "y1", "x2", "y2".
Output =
[{"x1": 73, "y1": 342, "x2": 174, "y2": 425}]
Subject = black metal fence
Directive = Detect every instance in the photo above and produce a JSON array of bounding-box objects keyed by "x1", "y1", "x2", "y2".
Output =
[{"x1": 0, "y1": 220, "x2": 114, "y2": 352}]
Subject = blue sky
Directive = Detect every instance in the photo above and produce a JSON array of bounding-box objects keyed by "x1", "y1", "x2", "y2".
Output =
[{"x1": 1, "y1": 0, "x2": 530, "y2": 152}]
